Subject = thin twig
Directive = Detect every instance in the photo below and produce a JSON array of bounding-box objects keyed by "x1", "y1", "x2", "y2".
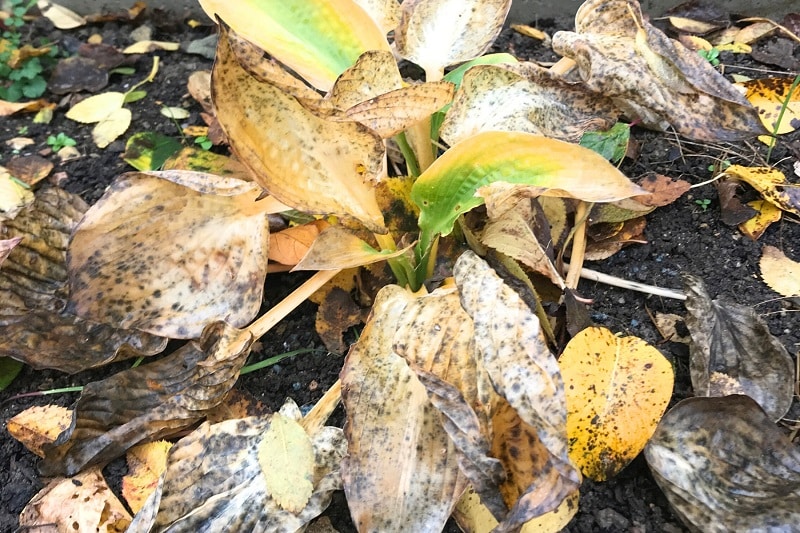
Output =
[
  {"x1": 578, "y1": 266, "x2": 686, "y2": 300},
  {"x1": 302, "y1": 379, "x2": 342, "y2": 435}
]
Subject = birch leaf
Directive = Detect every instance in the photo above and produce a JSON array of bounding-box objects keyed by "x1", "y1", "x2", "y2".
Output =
[
  {"x1": 395, "y1": 0, "x2": 512, "y2": 77},
  {"x1": 212, "y1": 23, "x2": 387, "y2": 233},
  {"x1": 68, "y1": 171, "x2": 270, "y2": 339},
  {"x1": 683, "y1": 274, "x2": 794, "y2": 421},
  {"x1": 258, "y1": 412, "x2": 316, "y2": 513},
  {"x1": 760, "y1": 245, "x2": 800, "y2": 297},
  {"x1": 559, "y1": 326, "x2": 674, "y2": 481}
]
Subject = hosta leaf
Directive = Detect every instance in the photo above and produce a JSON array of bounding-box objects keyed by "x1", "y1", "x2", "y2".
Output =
[
  {"x1": 645, "y1": 395, "x2": 800, "y2": 532},
  {"x1": 411, "y1": 131, "x2": 644, "y2": 242},
  {"x1": 328, "y1": 49, "x2": 404, "y2": 111},
  {"x1": 395, "y1": 0, "x2": 511, "y2": 77},
  {"x1": 1, "y1": 187, "x2": 166, "y2": 373},
  {"x1": 68, "y1": 171, "x2": 271, "y2": 339},
  {"x1": 198, "y1": 0, "x2": 390, "y2": 91},
  {"x1": 441, "y1": 62, "x2": 618, "y2": 146},
  {"x1": 129, "y1": 412, "x2": 345, "y2": 531},
  {"x1": 40, "y1": 321, "x2": 254, "y2": 477},
  {"x1": 551, "y1": 0, "x2": 765, "y2": 141},
  {"x1": 352, "y1": 0, "x2": 401, "y2": 34},
  {"x1": 293, "y1": 226, "x2": 411, "y2": 271},
  {"x1": 212, "y1": 23, "x2": 387, "y2": 233},
  {"x1": 683, "y1": 274, "x2": 794, "y2": 421},
  {"x1": 559, "y1": 326, "x2": 674, "y2": 481},
  {"x1": 341, "y1": 285, "x2": 467, "y2": 532}
]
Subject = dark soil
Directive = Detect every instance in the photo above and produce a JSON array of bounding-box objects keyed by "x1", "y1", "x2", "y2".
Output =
[{"x1": 2, "y1": 7, "x2": 799, "y2": 533}]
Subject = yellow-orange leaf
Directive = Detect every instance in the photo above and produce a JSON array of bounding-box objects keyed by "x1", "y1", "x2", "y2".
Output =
[
  {"x1": 760, "y1": 245, "x2": 800, "y2": 297},
  {"x1": 122, "y1": 441, "x2": 172, "y2": 513},
  {"x1": 740, "y1": 77, "x2": 800, "y2": 134},
  {"x1": 739, "y1": 199, "x2": 781, "y2": 240},
  {"x1": 560, "y1": 326, "x2": 674, "y2": 481},
  {"x1": 7, "y1": 405, "x2": 72, "y2": 457},
  {"x1": 721, "y1": 165, "x2": 800, "y2": 216},
  {"x1": 269, "y1": 220, "x2": 329, "y2": 266}
]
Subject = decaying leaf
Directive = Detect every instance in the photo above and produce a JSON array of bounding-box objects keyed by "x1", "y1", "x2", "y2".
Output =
[
  {"x1": 40, "y1": 321, "x2": 254, "y2": 477},
  {"x1": 212, "y1": 23, "x2": 387, "y2": 233},
  {"x1": 441, "y1": 62, "x2": 618, "y2": 146},
  {"x1": 122, "y1": 441, "x2": 172, "y2": 514},
  {"x1": 269, "y1": 220, "x2": 329, "y2": 266},
  {"x1": 37, "y1": 0, "x2": 86, "y2": 29},
  {"x1": 1, "y1": 187, "x2": 167, "y2": 373},
  {"x1": 293, "y1": 226, "x2": 410, "y2": 271},
  {"x1": 395, "y1": 0, "x2": 512, "y2": 77},
  {"x1": 5, "y1": 155, "x2": 53, "y2": 186},
  {"x1": 7, "y1": 405, "x2": 72, "y2": 457},
  {"x1": 559, "y1": 326, "x2": 674, "y2": 481},
  {"x1": 122, "y1": 40, "x2": 180, "y2": 54},
  {"x1": 65, "y1": 91, "x2": 131, "y2": 148},
  {"x1": 740, "y1": 77, "x2": 800, "y2": 134},
  {"x1": 739, "y1": 199, "x2": 781, "y2": 240},
  {"x1": 721, "y1": 164, "x2": 800, "y2": 217},
  {"x1": 315, "y1": 286, "x2": 365, "y2": 353},
  {"x1": 760, "y1": 245, "x2": 800, "y2": 297},
  {"x1": 0, "y1": 236, "x2": 21, "y2": 266},
  {"x1": 552, "y1": 0, "x2": 766, "y2": 141},
  {"x1": 128, "y1": 408, "x2": 346, "y2": 531},
  {"x1": 68, "y1": 171, "x2": 271, "y2": 339},
  {"x1": 683, "y1": 274, "x2": 794, "y2": 421},
  {"x1": 0, "y1": 167, "x2": 34, "y2": 219},
  {"x1": 645, "y1": 395, "x2": 800, "y2": 532},
  {"x1": 19, "y1": 466, "x2": 131, "y2": 532}
]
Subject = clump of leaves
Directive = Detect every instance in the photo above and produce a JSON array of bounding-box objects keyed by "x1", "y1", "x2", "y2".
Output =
[{"x1": 0, "y1": 0, "x2": 58, "y2": 101}]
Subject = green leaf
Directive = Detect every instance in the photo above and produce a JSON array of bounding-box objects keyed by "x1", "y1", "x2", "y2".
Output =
[
  {"x1": 22, "y1": 76, "x2": 47, "y2": 98},
  {"x1": 579, "y1": 122, "x2": 631, "y2": 163},
  {"x1": 124, "y1": 90, "x2": 148, "y2": 104},
  {"x1": 123, "y1": 132, "x2": 184, "y2": 171},
  {"x1": 0, "y1": 357, "x2": 23, "y2": 391}
]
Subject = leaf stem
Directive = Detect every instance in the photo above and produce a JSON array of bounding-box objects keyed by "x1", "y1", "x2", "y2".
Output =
[
  {"x1": 374, "y1": 231, "x2": 413, "y2": 288},
  {"x1": 395, "y1": 132, "x2": 421, "y2": 177}
]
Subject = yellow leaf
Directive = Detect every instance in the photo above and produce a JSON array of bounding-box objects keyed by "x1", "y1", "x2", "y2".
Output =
[
  {"x1": 19, "y1": 466, "x2": 131, "y2": 532},
  {"x1": 123, "y1": 40, "x2": 180, "y2": 53},
  {"x1": 269, "y1": 219, "x2": 329, "y2": 265},
  {"x1": 122, "y1": 441, "x2": 172, "y2": 513},
  {"x1": 721, "y1": 164, "x2": 800, "y2": 216},
  {"x1": 293, "y1": 225, "x2": 410, "y2": 271},
  {"x1": 0, "y1": 168, "x2": 34, "y2": 219},
  {"x1": 258, "y1": 412, "x2": 315, "y2": 513},
  {"x1": 739, "y1": 199, "x2": 781, "y2": 240},
  {"x1": 716, "y1": 41, "x2": 751, "y2": 53},
  {"x1": 65, "y1": 91, "x2": 125, "y2": 123},
  {"x1": 37, "y1": 0, "x2": 86, "y2": 29},
  {"x1": 7, "y1": 405, "x2": 72, "y2": 457},
  {"x1": 760, "y1": 245, "x2": 800, "y2": 297},
  {"x1": 92, "y1": 107, "x2": 132, "y2": 148},
  {"x1": 740, "y1": 77, "x2": 800, "y2": 134},
  {"x1": 0, "y1": 98, "x2": 49, "y2": 116},
  {"x1": 560, "y1": 326, "x2": 674, "y2": 481},
  {"x1": 160, "y1": 106, "x2": 190, "y2": 119}
]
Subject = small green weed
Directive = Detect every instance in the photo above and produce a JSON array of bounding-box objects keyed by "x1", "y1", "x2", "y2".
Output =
[
  {"x1": 698, "y1": 48, "x2": 720, "y2": 67},
  {"x1": 694, "y1": 198, "x2": 711, "y2": 211},
  {"x1": 47, "y1": 132, "x2": 77, "y2": 151},
  {"x1": 194, "y1": 135, "x2": 213, "y2": 150}
]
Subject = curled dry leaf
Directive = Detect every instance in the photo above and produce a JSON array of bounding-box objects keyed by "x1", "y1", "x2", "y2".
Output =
[
  {"x1": 0, "y1": 236, "x2": 21, "y2": 266},
  {"x1": 645, "y1": 395, "x2": 800, "y2": 532},
  {"x1": 1, "y1": 187, "x2": 167, "y2": 373},
  {"x1": 68, "y1": 171, "x2": 271, "y2": 339},
  {"x1": 683, "y1": 274, "x2": 794, "y2": 421},
  {"x1": 40, "y1": 321, "x2": 254, "y2": 477},
  {"x1": 739, "y1": 199, "x2": 781, "y2": 240},
  {"x1": 7, "y1": 405, "x2": 72, "y2": 457},
  {"x1": 269, "y1": 219, "x2": 329, "y2": 266},
  {"x1": 20, "y1": 467, "x2": 131, "y2": 532},
  {"x1": 721, "y1": 164, "x2": 800, "y2": 217},
  {"x1": 212, "y1": 23, "x2": 387, "y2": 233},
  {"x1": 395, "y1": 0, "x2": 512, "y2": 77},
  {"x1": 293, "y1": 225, "x2": 411, "y2": 271},
  {"x1": 440, "y1": 62, "x2": 618, "y2": 146},
  {"x1": 760, "y1": 245, "x2": 800, "y2": 297},
  {"x1": 129, "y1": 411, "x2": 346, "y2": 531},
  {"x1": 552, "y1": 0, "x2": 766, "y2": 141},
  {"x1": 559, "y1": 326, "x2": 674, "y2": 481}
]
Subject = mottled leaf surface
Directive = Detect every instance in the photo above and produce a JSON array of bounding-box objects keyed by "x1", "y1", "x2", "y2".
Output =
[
  {"x1": 683, "y1": 274, "x2": 793, "y2": 421},
  {"x1": 293, "y1": 226, "x2": 410, "y2": 271},
  {"x1": 40, "y1": 322, "x2": 253, "y2": 477},
  {"x1": 645, "y1": 395, "x2": 800, "y2": 532},
  {"x1": 68, "y1": 171, "x2": 270, "y2": 339},
  {"x1": 552, "y1": 0, "x2": 765, "y2": 141},
  {"x1": 1, "y1": 187, "x2": 166, "y2": 373}
]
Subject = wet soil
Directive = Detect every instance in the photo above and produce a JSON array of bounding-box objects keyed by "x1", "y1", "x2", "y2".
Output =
[{"x1": 1, "y1": 8, "x2": 799, "y2": 533}]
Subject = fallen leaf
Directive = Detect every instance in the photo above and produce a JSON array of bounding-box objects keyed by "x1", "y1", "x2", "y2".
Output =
[
  {"x1": 315, "y1": 287, "x2": 365, "y2": 353},
  {"x1": 0, "y1": 235, "x2": 22, "y2": 266},
  {"x1": 664, "y1": 1, "x2": 728, "y2": 33},
  {"x1": 269, "y1": 220, "x2": 329, "y2": 266},
  {"x1": 93, "y1": 106, "x2": 132, "y2": 148},
  {"x1": 68, "y1": 171, "x2": 271, "y2": 338},
  {"x1": 259, "y1": 412, "x2": 316, "y2": 512},
  {"x1": 40, "y1": 321, "x2": 254, "y2": 477},
  {"x1": 0, "y1": 98, "x2": 49, "y2": 116},
  {"x1": 66, "y1": 91, "x2": 125, "y2": 123},
  {"x1": 187, "y1": 70, "x2": 213, "y2": 114},
  {"x1": 293, "y1": 226, "x2": 410, "y2": 271},
  {"x1": 715, "y1": 178, "x2": 757, "y2": 226},
  {"x1": 645, "y1": 395, "x2": 800, "y2": 532},
  {"x1": 734, "y1": 21, "x2": 777, "y2": 44},
  {"x1": 395, "y1": 0, "x2": 512, "y2": 78},
  {"x1": 122, "y1": 441, "x2": 172, "y2": 513},
  {"x1": 123, "y1": 131, "x2": 183, "y2": 171},
  {"x1": 48, "y1": 56, "x2": 109, "y2": 95},
  {"x1": 584, "y1": 216, "x2": 646, "y2": 261},
  {"x1": 740, "y1": 77, "x2": 800, "y2": 134},
  {"x1": 739, "y1": 199, "x2": 781, "y2": 239},
  {"x1": 580, "y1": 122, "x2": 631, "y2": 163},
  {"x1": 750, "y1": 37, "x2": 800, "y2": 71},
  {"x1": 162, "y1": 146, "x2": 251, "y2": 179},
  {"x1": 160, "y1": 106, "x2": 190, "y2": 119},
  {"x1": 122, "y1": 40, "x2": 180, "y2": 53},
  {"x1": 667, "y1": 16, "x2": 720, "y2": 34},
  {"x1": 7, "y1": 405, "x2": 72, "y2": 457},
  {"x1": 128, "y1": 411, "x2": 346, "y2": 531},
  {"x1": 552, "y1": 0, "x2": 766, "y2": 141},
  {"x1": 37, "y1": 0, "x2": 86, "y2": 29},
  {"x1": 632, "y1": 173, "x2": 691, "y2": 207},
  {"x1": 0, "y1": 168, "x2": 34, "y2": 219},
  {"x1": 559, "y1": 326, "x2": 674, "y2": 481},
  {"x1": 683, "y1": 274, "x2": 794, "y2": 421},
  {"x1": 653, "y1": 312, "x2": 691, "y2": 343},
  {"x1": 721, "y1": 164, "x2": 800, "y2": 216},
  {"x1": 760, "y1": 245, "x2": 800, "y2": 297},
  {"x1": 5, "y1": 155, "x2": 52, "y2": 186}
]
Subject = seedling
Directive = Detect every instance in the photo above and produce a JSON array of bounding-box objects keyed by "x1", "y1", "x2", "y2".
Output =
[
  {"x1": 695, "y1": 198, "x2": 712, "y2": 211},
  {"x1": 698, "y1": 48, "x2": 720, "y2": 67},
  {"x1": 46, "y1": 132, "x2": 76, "y2": 151},
  {"x1": 194, "y1": 135, "x2": 212, "y2": 150}
]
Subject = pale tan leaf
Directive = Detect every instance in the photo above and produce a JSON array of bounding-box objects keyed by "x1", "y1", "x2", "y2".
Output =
[
  {"x1": 65, "y1": 91, "x2": 125, "y2": 123},
  {"x1": 441, "y1": 62, "x2": 618, "y2": 146},
  {"x1": 0, "y1": 168, "x2": 34, "y2": 219},
  {"x1": 353, "y1": 0, "x2": 401, "y2": 34},
  {"x1": 0, "y1": 98, "x2": 49, "y2": 116},
  {"x1": 212, "y1": 23, "x2": 387, "y2": 233},
  {"x1": 20, "y1": 467, "x2": 131, "y2": 532},
  {"x1": 328, "y1": 49, "x2": 403, "y2": 110},
  {"x1": 760, "y1": 245, "x2": 800, "y2": 297},
  {"x1": 68, "y1": 171, "x2": 270, "y2": 338},
  {"x1": 293, "y1": 226, "x2": 411, "y2": 271},
  {"x1": 122, "y1": 441, "x2": 172, "y2": 514},
  {"x1": 122, "y1": 40, "x2": 180, "y2": 53},
  {"x1": 395, "y1": 0, "x2": 512, "y2": 77},
  {"x1": 92, "y1": 106, "x2": 131, "y2": 148},
  {"x1": 160, "y1": 106, "x2": 190, "y2": 120},
  {"x1": 187, "y1": 70, "x2": 213, "y2": 114},
  {"x1": 7, "y1": 405, "x2": 72, "y2": 457},
  {"x1": 37, "y1": 0, "x2": 86, "y2": 29},
  {"x1": 258, "y1": 412, "x2": 316, "y2": 513}
]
